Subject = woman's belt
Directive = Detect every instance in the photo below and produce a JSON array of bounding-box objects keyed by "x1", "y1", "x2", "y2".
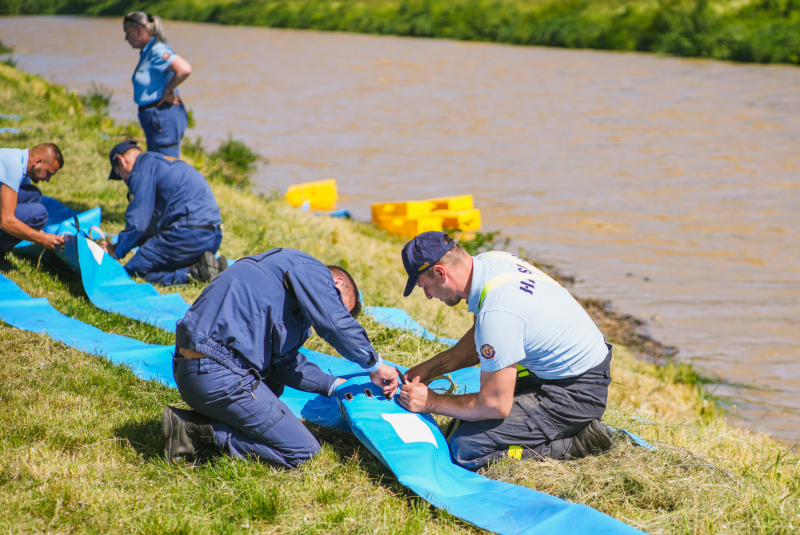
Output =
[{"x1": 137, "y1": 101, "x2": 160, "y2": 112}]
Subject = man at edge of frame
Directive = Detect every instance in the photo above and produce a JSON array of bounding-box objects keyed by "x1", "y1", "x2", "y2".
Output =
[{"x1": 396, "y1": 231, "x2": 615, "y2": 470}]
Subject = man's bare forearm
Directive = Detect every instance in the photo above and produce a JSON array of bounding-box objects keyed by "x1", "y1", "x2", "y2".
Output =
[
  {"x1": 410, "y1": 325, "x2": 479, "y2": 382},
  {"x1": 1, "y1": 217, "x2": 46, "y2": 244}
]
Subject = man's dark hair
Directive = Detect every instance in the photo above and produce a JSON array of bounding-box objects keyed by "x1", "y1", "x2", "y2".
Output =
[
  {"x1": 327, "y1": 265, "x2": 362, "y2": 318},
  {"x1": 32, "y1": 143, "x2": 64, "y2": 169}
]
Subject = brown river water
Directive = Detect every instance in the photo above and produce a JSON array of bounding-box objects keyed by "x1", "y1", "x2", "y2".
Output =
[{"x1": 1, "y1": 16, "x2": 799, "y2": 442}]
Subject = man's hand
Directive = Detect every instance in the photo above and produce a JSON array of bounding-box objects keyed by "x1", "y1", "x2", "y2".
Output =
[
  {"x1": 37, "y1": 232, "x2": 64, "y2": 251},
  {"x1": 157, "y1": 90, "x2": 181, "y2": 107},
  {"x1": 369, "y1": 363, "x2": 400, "y2": 398},
  {"x1": 404, "y1": 360, "x2": 435, "y2": 385},
  {"x1": 100, "y1": 240, "x2": 116, "y2": 259},
  {"x1": 396, "y1": 377, "x2": 436, "y2": 414}
]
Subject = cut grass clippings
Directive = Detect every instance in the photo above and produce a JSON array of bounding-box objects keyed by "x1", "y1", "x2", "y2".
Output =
[{"x1": 1, "y1": 62, "x2": 799, "y2": 534}]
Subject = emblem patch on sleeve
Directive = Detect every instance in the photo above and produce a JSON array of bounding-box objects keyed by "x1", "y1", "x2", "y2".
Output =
[
  {"x1": 480, "y1": 343, "x2": 496, "y2": 360},
  {"x1": 162, "y1": 52, "x2": 171, "y2": 60},
  {"x1": 127, "y1": 192, "x2": 134, "y2": 203}
]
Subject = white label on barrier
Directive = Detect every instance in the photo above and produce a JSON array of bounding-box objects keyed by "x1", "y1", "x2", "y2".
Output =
[
  {"x1": 86, "y1": 240, "x2": 105, "y2": 265},
  {"x1": 381, "y1": 413, "x2": 438, "y2": 448}
]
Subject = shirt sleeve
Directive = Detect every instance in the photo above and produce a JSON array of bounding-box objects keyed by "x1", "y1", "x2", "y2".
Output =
[
  {"x1": 149, "y1": 44, "x2": 178, "y2": 74},
  {"x1": 0, "y1": 160, "x2": 21, "y2": 193},
  {"x1": 115, "y1": 171, "x2": 157, "y2": 258},
  {"x1": 474, "y1": 310, "x2": 527, "y2": 372},
  {"x1": 285, "y1": 263, "x2": 382, "y2": 372},
  {"x1": 269, "y1": 349, "x2": 338, "y2": 397}
]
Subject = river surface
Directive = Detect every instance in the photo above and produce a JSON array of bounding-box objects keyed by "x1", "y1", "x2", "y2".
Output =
[{"x1": 1, "y1": 16, "x2": 799, "y2": 442}]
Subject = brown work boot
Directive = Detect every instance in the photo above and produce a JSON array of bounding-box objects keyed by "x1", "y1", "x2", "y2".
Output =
[
  {"x1": 162, "y1": 406, "x2": 215, "y2": 463},
  {"x1": 568, "y1": 419, "x2": 614, "y2": 459}
]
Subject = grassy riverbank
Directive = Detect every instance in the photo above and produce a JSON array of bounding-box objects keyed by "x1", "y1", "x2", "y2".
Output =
[
  {"x1": 1, "y1": 64, "x2": 799, "y2": 534},
  {"x1": 4, "y1": 0, "x2": 800, "y2": 65}
]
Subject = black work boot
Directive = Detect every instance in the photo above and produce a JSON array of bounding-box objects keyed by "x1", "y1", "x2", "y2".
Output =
[
  {"x1": 162, "y1": 406, "x2": 215, "y2": 463},
  {"x1": 187, "y1": 251, "x2": 228, "y2": 282},
  {"x1": 567, "y1": 419, "x2": 614, "y2": 459},
  {"x1": 0, "y1": 250, "x2": 13, "y2": 272}
]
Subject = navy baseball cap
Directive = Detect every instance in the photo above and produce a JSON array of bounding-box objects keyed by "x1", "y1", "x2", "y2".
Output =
[
  {"x1": 401, "y1": 231, "x2": 455, "y2": 297},
  {"x1": 107, "y1": 140, "x2": 139, "y2": 180}
]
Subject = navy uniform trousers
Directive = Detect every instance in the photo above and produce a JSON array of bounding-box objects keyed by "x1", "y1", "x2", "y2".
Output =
[
  {"x1": 138, "y1": 101, "x2": 188, "y2": 158},
  {"x1": 450, "y1": 345, "x2": 613, "y2": 470},
  {"x1": 123, "y1": 226, "x2": 221, "y2": 286},
  {"x1": 173, "y1": 352, "x2": 322, "y2": 469},
  {"x1": 0, "y1": 185, "x2": 49, "y2": 252}
]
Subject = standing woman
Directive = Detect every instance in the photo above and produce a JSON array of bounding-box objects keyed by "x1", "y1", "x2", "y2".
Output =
[{"x1": 123, "y1": 12, "x2": 192, "y2": 157}]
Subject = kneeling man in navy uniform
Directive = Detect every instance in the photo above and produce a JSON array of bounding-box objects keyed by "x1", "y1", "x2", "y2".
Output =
[
  {"x1": 397, "y1": 232, "x2": 614, "y2": 470},
  {"x1": 163, "y1": 248, "x2": 400, "y2": 467},
  {"x1": 101, "y1": 140, "x2": 227, "y2": 285}
]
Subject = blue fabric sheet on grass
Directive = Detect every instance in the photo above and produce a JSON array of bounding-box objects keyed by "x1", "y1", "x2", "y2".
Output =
[
  {"x1": 60, "y1": 233, "x2": 190, "y2": 332},
  {"x1": 0, "y1": 273, "x2": 176, "y2": 388},
  {"x1": 336, "y1": 377, "x2": 645, "y2": 535}
]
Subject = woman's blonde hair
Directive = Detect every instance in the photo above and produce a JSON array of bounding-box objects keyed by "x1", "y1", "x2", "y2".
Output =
[{"x1": 123, "y1": 12, "x2": 167, "y2": 43}]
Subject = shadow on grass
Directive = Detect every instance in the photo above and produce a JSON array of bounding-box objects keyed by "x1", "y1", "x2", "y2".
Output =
[{"x1": 113, "y1": 417, "x2": 165, "y2": 461}]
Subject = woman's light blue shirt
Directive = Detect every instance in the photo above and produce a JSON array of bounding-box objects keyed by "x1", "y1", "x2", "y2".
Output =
[{"x1": 132, "y1": 37, "x2": 179, "y2": 106}]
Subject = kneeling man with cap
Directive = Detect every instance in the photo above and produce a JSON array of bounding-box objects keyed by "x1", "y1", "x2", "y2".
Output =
[
  {"x1": 163, "y1": 248, "x2": 400, "y2": 467},
  {"x1": 397, "y1": 231, "x2": 614, "y2": 470},
  {"x1": 102, "y1": 140, "x2": 228, "y2": 284}
]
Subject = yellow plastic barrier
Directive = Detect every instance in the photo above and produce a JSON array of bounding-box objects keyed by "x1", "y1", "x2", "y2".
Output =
[
  {"x1": 375, "y1": 215, "x2": 444, "y2": 238},
  {"x1": 285, "y1": 179, "x2": 338, "y2": 211},
  {"x1": 371, "y1": 195, "x2": 481, "y2": 237},
  {"x1": 371, "y1": 195, "x2": 474, "y2": 221},
  {"x1": 438, "y1": 209, "x2": 482, "y2": 232},
  {"x1": 371, "y1": 200, "x2": 434, "y2": 221},
  {"x1": 427, "y1": 195, "x2": 474, "y2": 212}
]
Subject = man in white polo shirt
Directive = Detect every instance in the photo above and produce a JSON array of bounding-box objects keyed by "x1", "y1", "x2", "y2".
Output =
[
  {"x1": 0, "y1": 144, "x2": 65, "y2": 267},
  {"x1": 397, "y1": 231, "x2": 614, "y2": 470}
]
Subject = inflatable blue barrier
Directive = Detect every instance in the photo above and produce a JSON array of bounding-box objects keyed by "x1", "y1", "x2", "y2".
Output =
[
  {"x1": 0, "y1": 114, "x2": 22, "y2": 120},
  {"x1": 336, "y1": 377, "x2": 645, "y2": 535},
  {"x1": 365, "y1": 306, "x2": 460, "y2": 346},
  {"x1": 0, "y1": 273, "x2": 176, "y2": 388},
  {"x1": 0, "y1": 127, "x2": 21, "y2": 134},
  {"x1": 14, "y1": 197, "x2": 102, "y2": 266}
]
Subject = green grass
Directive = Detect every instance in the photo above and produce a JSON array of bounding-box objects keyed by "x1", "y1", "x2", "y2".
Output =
[
  {"x1": 5, "y1": 0, "x2": 800, "y2": 65},
  {"x1": 1, "y1": 63, "x2": 799, "y2": 534}
]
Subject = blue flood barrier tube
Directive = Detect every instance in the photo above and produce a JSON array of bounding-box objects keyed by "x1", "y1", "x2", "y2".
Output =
[
  {"x1": 336, "y1": 377, "x2": 646, "y2": 535},
  {"x1": 59, "y1": 234, "x2": 191, "y2": 333},
  {"x1": 0, "y1": 273, "x2": 176, "y2": 388}
]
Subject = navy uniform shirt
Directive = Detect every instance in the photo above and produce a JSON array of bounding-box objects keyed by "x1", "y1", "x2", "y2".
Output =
[
  {"x1": 116, "y1": 152, "x2": 222, "y2": 258},
  {"x1": 175, "y1": 248, "x2": 383, "y2": 397}
]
